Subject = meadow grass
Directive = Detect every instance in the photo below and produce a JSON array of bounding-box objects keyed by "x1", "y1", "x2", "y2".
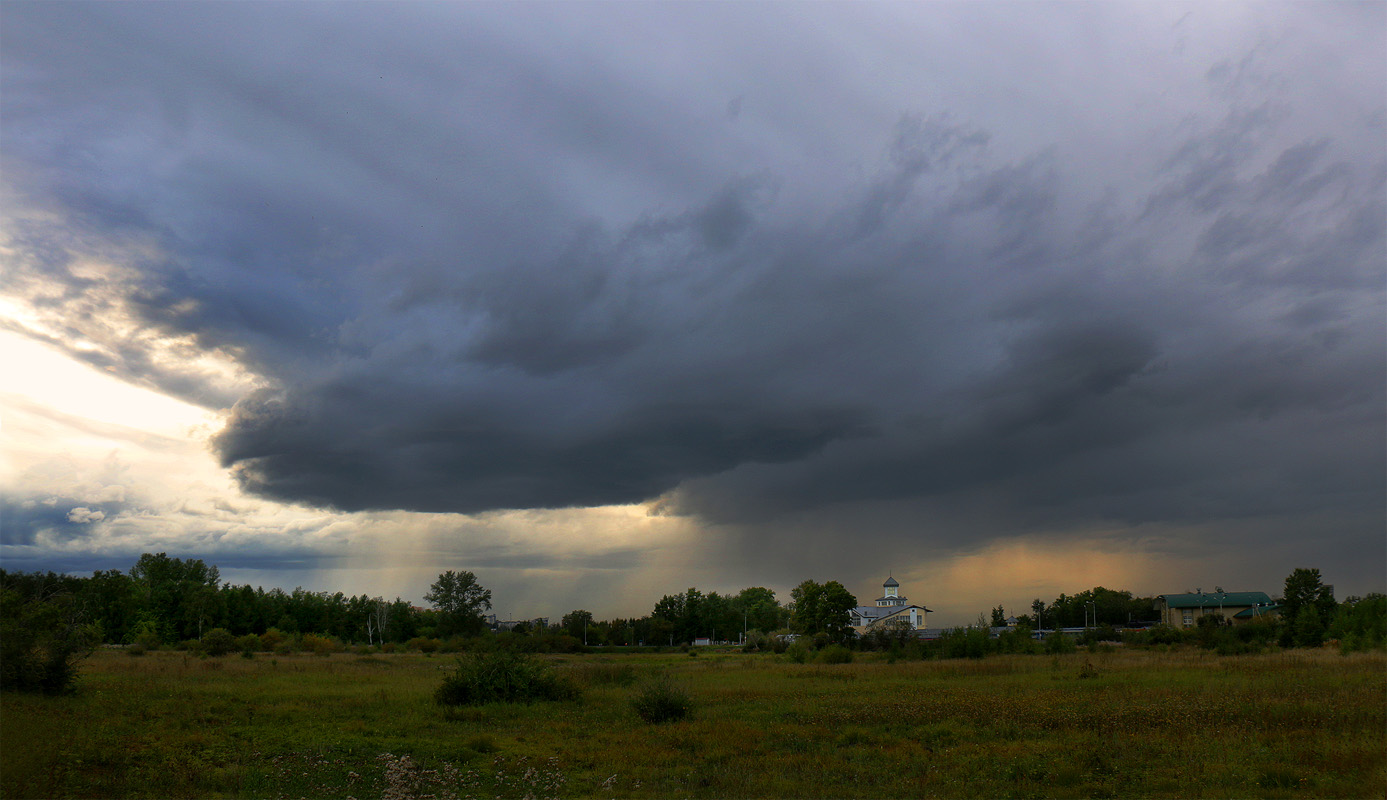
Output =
[{"x1": 2, "y1": 647, "x2": 1382, "y2": 798}]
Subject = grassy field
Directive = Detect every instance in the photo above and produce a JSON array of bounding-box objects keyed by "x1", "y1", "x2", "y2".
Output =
[{"x1": 2, "y1": 647, "x2": 1383, "y2": 799}]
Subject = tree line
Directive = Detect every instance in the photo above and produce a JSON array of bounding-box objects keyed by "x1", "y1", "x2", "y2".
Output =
[
  {"x1": 5, "y1": 552, "x2": 1381, "y2": 696},
  {"x1": 0, "y1": 554, "x2": 865, "y2": 664},
  {"x1": 0, "y1": 553, "x2": 428, "y2": 649}
]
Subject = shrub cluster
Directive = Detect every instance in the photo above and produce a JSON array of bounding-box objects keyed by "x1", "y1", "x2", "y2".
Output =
[
  {"x1": 434, "y1": 651, "x2": 580, "y2": 706},
  {"x1": 0, "y1": 589, "x2": 98, "y2": 694},
  {"x1": 201, "y1": 628, "x2": 237, "y2": 657},
  {"x1": 817, "y1": 644, "x2": 854, "y2": 664},
  {"x1": 630, "y1": 678, "x2": 692, "y2": 723}
]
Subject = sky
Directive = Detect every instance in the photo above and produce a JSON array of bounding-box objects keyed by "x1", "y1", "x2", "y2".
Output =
[{"x1": 1, "y1": 1, "x2": 1383, "y2": 627}]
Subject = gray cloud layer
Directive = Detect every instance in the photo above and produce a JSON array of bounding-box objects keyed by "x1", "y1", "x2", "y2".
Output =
[{"x1": 3, "y1": 4, "x2": 1382, "y2": 556}]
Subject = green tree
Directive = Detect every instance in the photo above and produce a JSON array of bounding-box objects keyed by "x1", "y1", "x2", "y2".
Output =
[
  {"x1": 424, "y1": 571, "x2": 492, "y2": 637},
  {"x1": 1280, "y1": 568, "x2": 1336, "y2": 647},
  {"x1": 734, "y1": 587, "x2": 787, "y2": 635},
  {"x1": 130, "y1": 553, "x2": 221, "y2": 642},
  {"x1": 1282, "y1": 568, "x2": 1336, "y2": 620},
  {"x1": 78, "y1": 569, "x2": 138, "y2": 644},
  {"x1": 990, "y1": 605, "x2": 1006, "y2": 627},
  {"x1": 562, "y1": 609, "x2": 593, "y2": 642},
  {"x1": 790, "y1": 580, "x2": 857, "y2": 642},
  {"x1": 1328, "y1": 594, "x2": 1387, "y2": 651},
  {"x1": 651, "y1": 588, "x2": 706, "y2": 644},
  {"x1": 1291, "y1": 605, "x2": 1326, "y2": 648}
]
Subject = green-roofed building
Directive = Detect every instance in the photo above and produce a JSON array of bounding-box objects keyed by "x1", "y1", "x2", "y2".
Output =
[{"x1": 1154, "y1": 589, "x2": 1279, "y2": 627}]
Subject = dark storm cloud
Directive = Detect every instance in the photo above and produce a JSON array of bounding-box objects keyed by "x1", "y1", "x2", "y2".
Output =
[{"x1": 2, "y1": 2, "x2": 1382, "y2": 552}]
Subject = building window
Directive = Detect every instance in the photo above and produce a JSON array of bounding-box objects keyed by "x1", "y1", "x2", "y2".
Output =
[{"x1": 1182, "y1": 610, "x2": 1193, "y2": 626}]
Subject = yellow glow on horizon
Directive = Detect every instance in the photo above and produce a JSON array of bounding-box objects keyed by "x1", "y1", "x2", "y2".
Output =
[
  {"x1": 0, "y1": 329, "x2": 216, "y2": 438},
  {"x1": 903, "y1": 535, "x2": 1187, "y2": 626}
]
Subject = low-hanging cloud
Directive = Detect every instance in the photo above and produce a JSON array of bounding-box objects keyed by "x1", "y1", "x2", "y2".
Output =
[{"x1": 2, "y1": 2, "x2": 1382, "y2": 569}]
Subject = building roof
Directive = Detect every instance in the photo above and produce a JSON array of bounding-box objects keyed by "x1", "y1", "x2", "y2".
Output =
[
  {"x1": 883, "y1": 576, "x2": 899, "y2": 587},
  {"x1": 1159, "y1": 591, "x2": 1272, "y2": 609},
  {"x1": 851, "y1": 604, "x2": 932, "y2": 622},
  {"x1": 1233, "y1": 603, "x2": 1281, "y2": 619}
]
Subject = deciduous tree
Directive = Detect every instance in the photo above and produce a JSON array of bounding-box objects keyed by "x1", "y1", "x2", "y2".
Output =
[{"x1": 424, "y1": 570, "x2": 492, "y2": 637}]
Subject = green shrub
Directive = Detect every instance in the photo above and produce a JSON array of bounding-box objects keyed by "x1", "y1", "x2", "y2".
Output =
[
  {"x1": 301, "y1": 633, "x2": 341, "y2": 656},
  {"x1": 1329, "y1": 594, "x2": 1386, "y2": 651},
  {"x1": 235, "y1": 634, "x2": 262, "y2": 654},
  {"x1": 259, "y1": 628, "x2": 286, "y2": 652},
  {"x1": 1126, "y1": 625, "x2": 1188, "y2": 647},
  {"x1": 0, "y1": 589, "x2": 98, "y2": 694},
  {"x1": 202, "y1": 628, "x2": 236, "y2": 657},
  {"x1": 131, "y1": 630, "x2": 162, "y2": 651},
  {"x1": 407, "y1": 637, "x2": 440, "y2": 653},
  {"x1": 630, "y1": 678, "x2": 692, "y2": 723},
  {"x1": 938, "y1": 627, "x2": 991, "y2": 659},
  {"x1": 434, "y1": 651, "x2": 580, "y2": 706},
  {"x1": 437, "y1": 637, "x2": 467, "y2": 654},
  {"x1": 1045, "y1": 632, "x2": 1076, "y2": 654},
  {"x1": 817, "y1": 644, "x2": 854, "y2": 664},
  {"x1": 785, "y1": 638, "x2": 814, "y2": 664}
]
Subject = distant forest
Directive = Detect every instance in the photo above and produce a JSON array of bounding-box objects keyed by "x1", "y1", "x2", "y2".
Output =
[{"x1": 1, "y1": 553, "x2": 1381, "y2": 655}]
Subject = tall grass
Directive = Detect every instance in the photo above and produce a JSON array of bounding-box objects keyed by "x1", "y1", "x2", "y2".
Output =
[{"x1": 2, "y1": 647, "x2": 1382, "y2": 798}]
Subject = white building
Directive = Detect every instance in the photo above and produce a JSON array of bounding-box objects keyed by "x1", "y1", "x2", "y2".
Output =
[{"x1": 849, "y1": 576, "x2": 932, "y2": 634}]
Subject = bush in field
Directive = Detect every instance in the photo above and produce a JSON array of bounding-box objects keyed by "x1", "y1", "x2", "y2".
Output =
[
  {"x1": 1044, "y1": 631, "x2": 1076, "y2": 654},
  {"x1": 130, "y1": 628, "x2": 162, "y2": 651},
  {"x1": 201, "y1": 628, "x2": 236, "y2": 656},
  {"x1": 1079, "y1": 625, "x2": 1121, "y2": 646},
  {"x1": 437, "y1": 637, "x2": 467, "y2": 654},
  {"x1": 785, "y1": 638, "x2": 814, "y2": 663},
  {"x1": 817, "y1": 644, "x2": 854, "y2": 664},
  {"x1": 235, "y1": 634, "x2": 262, "y2": 654},
  {"x1": 407, "y1": 637, "x2": 440, "y2": 653},
  {"x1": 996, "y1": 627, "x2": 1040, "y2": 655},
  {"x1": 0, "y1": 588, "x2": 99, "y2": 694},
  {"x1": 932, "y1": 627, "x2": 990, "y2": 659},
  {"x1": 259, "y1": 628, "x2": 287, "y2": 652},
  {"x1": 301, "y1": 633, "x2": 341, "y2": 656},
  {"x1": 434, "y1": 651, "x2": 580, "y2": 706},
  {"x1": 631, "y1": 678, "x2": 692, "y2": 723},
  {"x1": 1125, "y1": 625, "x2": 1189, "y2": 647}
]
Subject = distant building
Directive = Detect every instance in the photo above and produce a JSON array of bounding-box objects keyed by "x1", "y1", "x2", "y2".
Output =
[
  {"x1": 849, "y1": 576, "x2": 932, "y2": 634},
  {"x1": 490, "y1": 616, "x2": 550, "y2": 632},
  {"x1": 1154, "y1": 589, "x2": 1279, "y2": 627}
]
